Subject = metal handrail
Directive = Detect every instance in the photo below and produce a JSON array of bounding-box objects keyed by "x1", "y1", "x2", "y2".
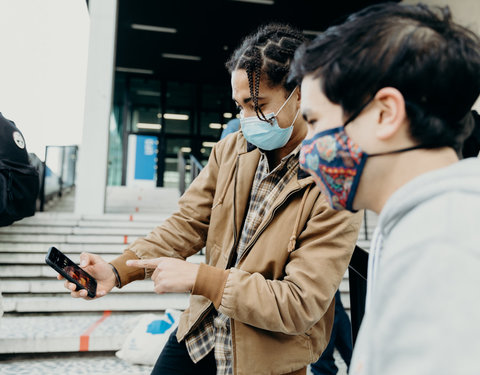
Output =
[
  {"x1": 39, "y1": 145, "x2": 78, "y2": 211},
  {"x1": 177, "y1": 151, "x2": 204, "y2": 196},
  {"x1": 177, "y1": 150, "x2": 187, "y2": 196},
  {"x1": 189, "y1": 154, "x2": 203, "y2": 182}
]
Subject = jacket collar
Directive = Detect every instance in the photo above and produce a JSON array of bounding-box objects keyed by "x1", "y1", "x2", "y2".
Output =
[{"x1": 245, "y1": 140, "x2": 311, "y2": 181}]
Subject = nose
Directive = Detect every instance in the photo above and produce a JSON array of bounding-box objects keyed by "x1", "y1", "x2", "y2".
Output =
[
  {"x1": 241, "y1": 108, "x2": 256, "y2": 118},
  {"x1": 305, "y1": 126, "x2": 316, "y2": 141}
]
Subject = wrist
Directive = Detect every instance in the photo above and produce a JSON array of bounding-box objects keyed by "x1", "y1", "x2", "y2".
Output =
[
  {"x1": 191, "y1": 263, "x2": 229, "y2": 308},
  {"x1": 188, "y1": 264, "x2": 199, "y2": 293},
  {"x1": 109, "y1": 263, "x2": 121, "y2": 288}
]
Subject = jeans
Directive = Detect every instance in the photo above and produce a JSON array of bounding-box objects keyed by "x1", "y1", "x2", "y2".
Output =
[
  {"x1": 311, "y1": 290, "x2": 353, "y2": 375},
  {"x1": 151, "y1": 328, "x2": 216, "y2": 375}
]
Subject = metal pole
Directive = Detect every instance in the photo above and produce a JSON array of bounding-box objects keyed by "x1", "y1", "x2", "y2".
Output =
[
  {"x1": 72, "y1": 146, "x2": 78, "y2": 187},
  {"x1": 58, "y1": 146, "x2": 66, "y2": 197},
  {"x1": 178, "y1": 150, "x2": 186, "y2": 196}
]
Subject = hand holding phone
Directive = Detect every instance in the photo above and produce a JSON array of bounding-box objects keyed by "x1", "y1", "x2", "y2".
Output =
[
  {"x1": 46, "y1": 246, "x2": 97, "y2": 298},
  {"x1": 47, "y1": 247, "x2": 119, "y2": 299}
]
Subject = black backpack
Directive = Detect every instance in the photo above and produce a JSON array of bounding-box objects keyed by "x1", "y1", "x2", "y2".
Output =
[{"x1": 0, "y1": 113, "x2": 39, "y2": 226}]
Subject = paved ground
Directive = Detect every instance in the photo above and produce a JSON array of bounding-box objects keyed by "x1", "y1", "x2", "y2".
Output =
[
  {"x1": 0, "y1": 351, "x2": 347, "y2": 375},
  {"x1": 0, "y1": 352, "x2": 152, "y2": 375}
]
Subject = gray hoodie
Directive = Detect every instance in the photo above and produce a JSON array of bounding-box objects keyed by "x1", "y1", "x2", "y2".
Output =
[{"x1": 350, "y1": 157, "x2": 480, "y2": 375}]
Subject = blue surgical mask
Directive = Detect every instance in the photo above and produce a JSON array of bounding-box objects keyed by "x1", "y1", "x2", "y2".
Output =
[{"x1": 240, "y1": 89, "x2": 300, "y2": 151}]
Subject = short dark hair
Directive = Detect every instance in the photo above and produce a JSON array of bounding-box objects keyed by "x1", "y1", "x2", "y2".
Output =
[
  {"x1": 226, "y1": 23, "x2": 306, "y2": 122},
  {"x1": 290, "y1": 2, "x2": 480, "y2": 149}
]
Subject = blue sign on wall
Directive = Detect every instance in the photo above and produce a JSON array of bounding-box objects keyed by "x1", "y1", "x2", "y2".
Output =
[{"x1": 134, "y1": 135, "x2": 157, "y2": 180}]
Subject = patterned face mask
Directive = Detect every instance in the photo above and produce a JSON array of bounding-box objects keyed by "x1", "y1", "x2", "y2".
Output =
[
  {"x1": 299, "y1": 126, "x2": 367, "y2": 211},
  {"x1": 299, "y1": 104, "x2": 427, "y2": 212}
]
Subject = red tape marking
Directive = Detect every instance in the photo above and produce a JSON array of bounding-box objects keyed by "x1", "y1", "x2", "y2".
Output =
[
  {"x1": 135, "y1": 207, "x2": 139, "y2": 212},
  {"x1": 124, "y1": 235, "x2": 128, "y2": 244},
  {"x1": 129, "y1": 214, "x2": 133, "y2": 221},
  {"x1": 80, "y1": 310, "x2": 111, "y2": 351}
]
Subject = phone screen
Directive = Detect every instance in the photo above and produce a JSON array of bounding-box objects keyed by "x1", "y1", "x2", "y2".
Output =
[{"x1": 45, "y1": 246, "x2": 97, "y2": 298}]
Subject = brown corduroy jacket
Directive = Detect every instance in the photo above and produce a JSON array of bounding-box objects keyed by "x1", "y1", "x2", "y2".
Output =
[{"x1": 111, "y1": 131, "x2": 362, "y2": 375}]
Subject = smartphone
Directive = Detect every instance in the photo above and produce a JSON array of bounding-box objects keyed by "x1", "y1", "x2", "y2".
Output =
[{"x1": 45, "y1": 246, "x2": 97, "y2": 298}]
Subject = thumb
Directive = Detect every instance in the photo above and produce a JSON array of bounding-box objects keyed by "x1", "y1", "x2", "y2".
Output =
[{"x1": 79, "y1": 252, "x2": 101, "y2": 267}]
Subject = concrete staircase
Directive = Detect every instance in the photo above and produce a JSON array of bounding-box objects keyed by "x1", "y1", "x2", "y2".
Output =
[
  {"x1": 0, "y1": 186, "x2": 377, "y2": 374},
  {"x1": 0, "y1": 187, "x2": 187, "y2": 353}
]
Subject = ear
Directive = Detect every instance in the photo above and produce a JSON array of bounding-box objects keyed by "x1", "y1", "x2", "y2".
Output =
[
  {"x1": 373, "y1": 87, "x2": 408, "y2": 141},
  {"x1": 295, "y1": 86, "x2": 301, "y2": 108}
]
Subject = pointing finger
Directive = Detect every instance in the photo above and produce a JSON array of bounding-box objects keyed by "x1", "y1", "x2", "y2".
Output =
[{"x1": 126, "y1": 258, "x2": 161, "y2": 269}]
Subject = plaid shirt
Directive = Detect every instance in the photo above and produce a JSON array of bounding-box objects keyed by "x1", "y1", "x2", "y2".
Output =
[{"x1": 185, "y1": 146, "x2": 300, "y2": 374}]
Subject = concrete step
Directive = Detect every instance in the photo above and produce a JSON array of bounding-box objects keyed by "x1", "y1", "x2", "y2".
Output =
[
  {"x1": 0, "y1": 234, "x2": 141, "y2": 244},
  {"x1": 10, "y1": 218, "x2": 80, "y2": 227},
  {"x1": 9, "y1": 213, "x2": 375, "y2": 241},
  {"x1": 0, "y1": 312, "x2": 147, "y2": 354},
  {"x1": 1, "y1": 279, "x2": 156, "y2": 294},
  {"x1": 1, "y1": 276, "x2": 348, "y2": 294},
  {"x1": 105, "y1": 207, "x2": 178, "y2": 214},
  {"x1": 77, "y1": 220, "x2": 162, "y2": 228},
  {"x1": 18, "y1": 212, "x2": 170, "y2": 223},
  {"x1": 9, "y1": 222, "x2": 374, "y2": 241},
  {"x1": 44, "y1": 185, "x2": 180, "y2": 215},
  {"x1": 80, "y1": 214, "x2": 170, "y2": 222},
  {"x1": 70, "y1": 227, "x2": 150, "y2": 237},
  {"x1": 0, "y1": 226, "x2": 155, "y2": 236},
  {"x1": 1, "y1": 287, "x2": 350, "y2": 314},
  {"x1": 11, "y1": 218, "x2": 160, "y2": 227},
  {"x1": 0, "y1": 226, "x2": 77, "y2": 235},
  {"x1": 1, "y1": 265, "x2": 60, "y2": 278},
  {"x1": 2, "y1": 293, "x2": 189, "y2": 313},
  {"x1": 0, "y1": 243, "x2": 129, "y2": 253},
  {"x1": 0, "y1": 239, "x2": 362, "y2": 257},
  {"x1": 0, "y1": 255, "x2": 206, "y2": 278},
  {"x1": 0, "y1": 252, "x2": 205, "y2": 265}
]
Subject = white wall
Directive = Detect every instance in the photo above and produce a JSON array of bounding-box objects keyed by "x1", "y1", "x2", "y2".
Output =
[
  {"x1": 0, "y1": 0, "x2": 89, "y2": 159},
  {"x1": 403, "y1": 0, "x2": 480, "y2": 34},
  {"x1": 402, "y1": 0, "x2": 480, "y2": 111}
]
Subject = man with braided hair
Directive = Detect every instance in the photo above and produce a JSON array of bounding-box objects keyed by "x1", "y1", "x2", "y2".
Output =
[{"x1": 59, "y1": 23, "x2": 361, "y2": 375}]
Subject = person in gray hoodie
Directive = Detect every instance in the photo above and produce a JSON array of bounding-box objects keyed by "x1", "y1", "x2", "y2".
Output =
[{"x1": 289, "y1": 2, "x2": 480, "y2": 374}]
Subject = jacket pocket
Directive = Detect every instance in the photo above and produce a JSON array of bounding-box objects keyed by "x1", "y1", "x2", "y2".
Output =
[
  {"x1": 234, "y1": 323, "x2": 315, "y2": 374},
  {"x1": 300, "y1": 332, "x2": 315, "y2": 363}
]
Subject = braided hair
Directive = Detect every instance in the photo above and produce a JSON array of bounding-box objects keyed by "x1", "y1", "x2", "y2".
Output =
[{"x1": 226, "y1": 23, "x2": 306, "y2": 123}]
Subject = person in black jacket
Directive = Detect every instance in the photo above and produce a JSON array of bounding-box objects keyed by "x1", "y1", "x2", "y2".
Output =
[{"x1": 0, "y1": 112, "x2": 39, "y2": 227}]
